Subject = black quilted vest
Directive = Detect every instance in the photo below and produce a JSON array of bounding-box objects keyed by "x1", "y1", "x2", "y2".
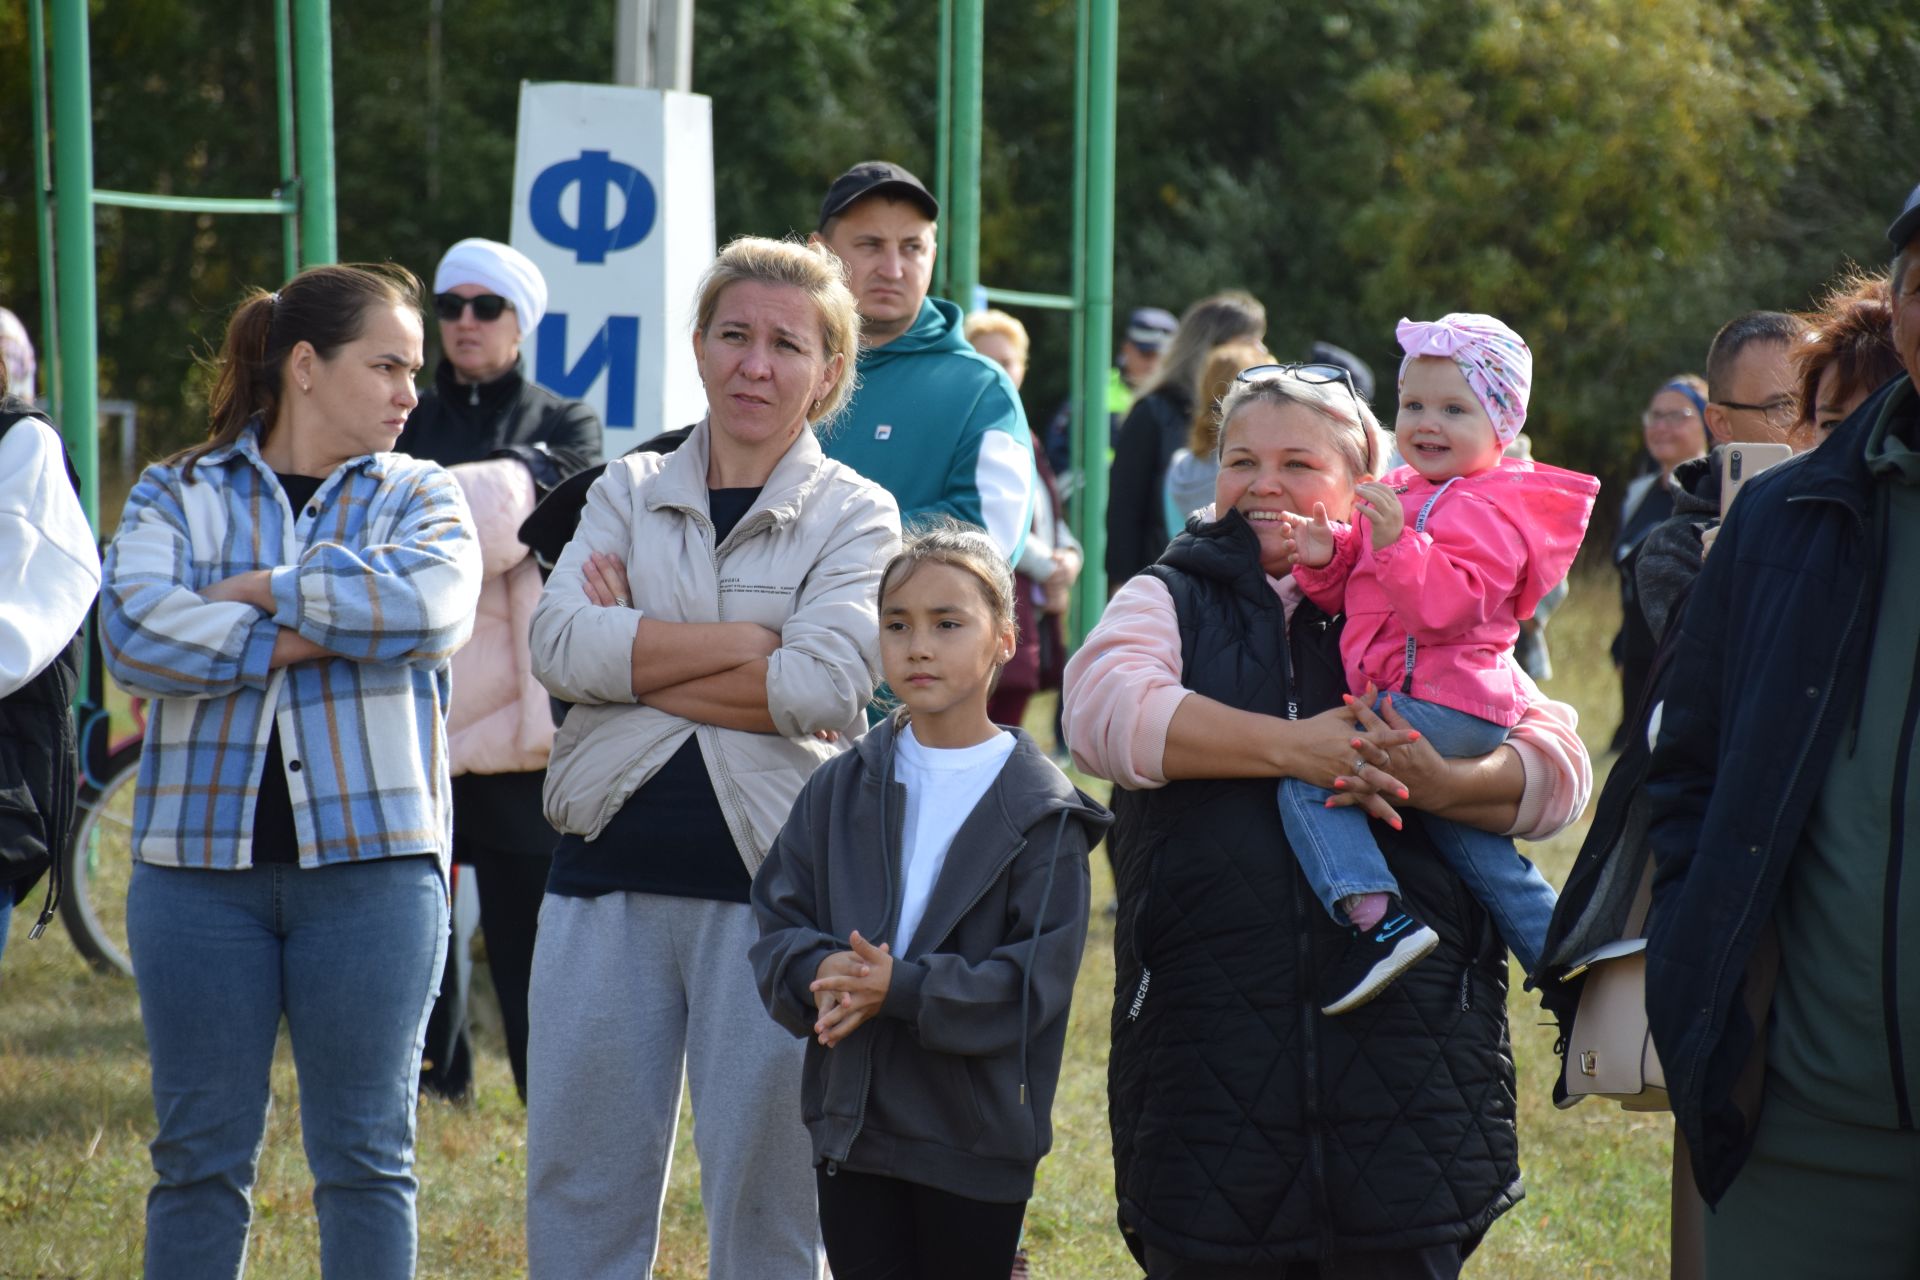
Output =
[
  {"x1": 1106, "y1": 512, "x2": 1522, "y2": 1268},
  {"x1": 0, "y1": 399, "x2": 82, "y2": 918}
]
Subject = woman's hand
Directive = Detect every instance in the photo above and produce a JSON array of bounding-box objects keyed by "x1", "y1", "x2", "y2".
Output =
[
  {"x1": 1353, "y1": 482, "x2": 1405, "y2": 551},
  {"x1": 581, "y1": 551, "x2": 635, "y2": 608},
  {"x1": 1330, "y1": 684, "x2": 1453, "y2": 825},
  {"x1": 201, "y1": 569, "x2": 276, "y2": 611},
  {"x1": 1288, "y1": 700, "x2": 1417, "y2": 797},
  {"x1": 1279, "y1": 504, "x2": 1337, "y2": 569},
  {"x1": 810, "y1": 931, "x2": 893, "y2": 1047}
]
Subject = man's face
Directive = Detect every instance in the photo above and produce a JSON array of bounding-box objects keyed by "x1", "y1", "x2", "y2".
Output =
[
  {"x1": 1706, "y1": 339, "x2": 1798, "y2": 447},
  {"x1": 1118, "y1": 341, "x2": 1163, "y2": 389},
  {"x1": 1893, "y1": 246, "x2": 1920, "y2": 385},
  {"x1": 816, "y1": 198, "x2": 936, "y2": 346}
]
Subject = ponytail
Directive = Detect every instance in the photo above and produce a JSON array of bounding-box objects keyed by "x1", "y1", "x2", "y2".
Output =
[{"x1": 180, "y1": 263, "x2": 423, "y2": 479}]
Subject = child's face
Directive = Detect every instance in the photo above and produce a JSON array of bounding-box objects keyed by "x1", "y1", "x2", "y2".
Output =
[
  {"x1": 880, "y1": 561, "x2": 1014, "y2": 731},
  {"x1": 1395, "y1": 356, "x2": 1504, "y2": 482}
]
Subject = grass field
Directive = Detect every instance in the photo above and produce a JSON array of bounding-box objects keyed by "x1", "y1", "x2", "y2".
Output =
[{"x1": 0, "y1": 569, "x2": 1670, "y2": 1278}]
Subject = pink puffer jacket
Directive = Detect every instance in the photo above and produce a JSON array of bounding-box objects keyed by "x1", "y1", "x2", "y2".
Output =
[{"x1": 446, "y1": 458, "x2": 553, "y2": 776}]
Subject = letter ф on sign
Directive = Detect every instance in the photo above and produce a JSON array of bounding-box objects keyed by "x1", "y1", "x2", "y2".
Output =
[
  {"x1": 529, "y1": 150, "x2": 659, "y2": 265},
  {"x1": 536, "y1": 314, "x2": 641, "y2": 429}
]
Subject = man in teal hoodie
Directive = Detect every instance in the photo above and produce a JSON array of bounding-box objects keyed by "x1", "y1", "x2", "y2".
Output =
[{"x1": 811, "y1": 161, "x2": 1034, "y2": 563}]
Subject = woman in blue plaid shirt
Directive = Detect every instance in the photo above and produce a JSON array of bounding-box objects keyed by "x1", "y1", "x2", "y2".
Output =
[{"x1": 99, "y1": 263, "x2": 482, "y2": 1280}]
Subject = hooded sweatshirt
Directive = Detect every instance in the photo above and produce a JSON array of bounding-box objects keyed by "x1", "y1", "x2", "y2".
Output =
[
  {"x1": 1292, "y1": 458, "x2": 1600, "y2": 727},
  {"x1": 824, "y1": 298, "x2": 1035, "y2": 562},
  {"x1": 750, "y1": 720, "x2": 1112, "y2": 1202}
]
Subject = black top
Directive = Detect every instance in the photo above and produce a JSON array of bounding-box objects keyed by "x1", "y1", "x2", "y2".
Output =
[
  {"x1": 251, "y1": 472, "x2": 324, "y2": 865},
  {"x1": 546, "y1": 486, "x2": 765, "y2": 903},
  {"x1": 396, "y1": 357, "x2": 603, "y2": 488}
]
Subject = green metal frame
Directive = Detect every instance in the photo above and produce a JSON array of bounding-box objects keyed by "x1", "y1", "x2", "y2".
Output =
[
  {"x1": 934, "y1": 0, "x2": 1118, "y2": 642},
  {"x1": 29, "y1": 0, "x2": 338, "y2": 704},
  {"x1": 29, "y1": 0, "x2": 338, "y2": 530}
]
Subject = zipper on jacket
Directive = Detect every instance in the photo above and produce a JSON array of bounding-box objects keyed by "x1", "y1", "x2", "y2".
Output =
[
  {"x1": 1286, "y1": 624, "x2": 1333, "y2": 1250},
  {"x1": 1880, "y1": 639, "x2": 1920, "y2": 1129},
  {"x1": 835, "y1": 751, "x2": 911, "y2": 1164},
  {"x1": 1686, "y1": 495, "x2": 1867, "y2": 1113},
  {"x1": 686, "y1": 505, "x2": 765, "y2": 868},
  {"x1": 1459, "y1": 967, "x2": 1473, "y2": 1013}
]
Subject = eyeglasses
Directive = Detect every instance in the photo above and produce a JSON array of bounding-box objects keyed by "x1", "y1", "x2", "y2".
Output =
[
  {"x1": 1642, "y1": 408, "x2": 1698, "y2": 427},
  {"x1": 1236, "y1": 362, "x2": 1364, "y2": 411},
  {"x1": 433, "y1": 292, "x2": 513, "y2": 323},
  {"x1": 1710, "y1": 396, "x2": 1797, "y2": 427}
]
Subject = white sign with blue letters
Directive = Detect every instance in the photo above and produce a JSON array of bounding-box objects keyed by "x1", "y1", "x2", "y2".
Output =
[{"x1": 510, "y1": 82, "x2": 715, "y2": 451}]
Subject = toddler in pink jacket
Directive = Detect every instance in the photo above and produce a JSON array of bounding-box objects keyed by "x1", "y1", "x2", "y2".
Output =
[{"x1": 1282, "y1": 313, "x2": 1599, "y2": 1015}]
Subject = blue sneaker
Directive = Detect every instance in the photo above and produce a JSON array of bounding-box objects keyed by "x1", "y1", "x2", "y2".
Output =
[{"x1": 1320, "y1": 898, "x2": 1439, "y2": 1015}]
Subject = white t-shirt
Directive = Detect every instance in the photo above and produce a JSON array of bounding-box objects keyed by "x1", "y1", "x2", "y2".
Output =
[{"x1": 892, "y1": 722, "x2": 1018, "y2": 957}]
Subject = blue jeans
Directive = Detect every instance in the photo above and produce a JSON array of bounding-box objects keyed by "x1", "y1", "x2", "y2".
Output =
[
  {"x1": 1278, "y1": 694, "x2": 1556, "y2": 974},
  {"x1": 127, "y1": 857, "x2": 449, "y2": 1280}
]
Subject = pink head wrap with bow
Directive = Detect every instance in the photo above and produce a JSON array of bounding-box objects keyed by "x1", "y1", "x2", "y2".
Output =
[{"x1": 1395, "y1": 313, "x2": 1532, "y2": 445}]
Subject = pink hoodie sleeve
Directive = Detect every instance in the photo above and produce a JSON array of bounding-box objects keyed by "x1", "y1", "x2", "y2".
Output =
[
  {"x1": 1060, "y1": 575, "x2": 1193, "y2": 790},
  {"x1": 1288, "y1": 519, "x2": 1362, "y2": 616},
  {"x1": 1503, "y1": 684, "x2": 1592, "y2": 841}
]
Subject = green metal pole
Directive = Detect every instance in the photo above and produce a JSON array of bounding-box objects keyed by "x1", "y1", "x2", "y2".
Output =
[
  {"x1": 293, "y1": 0, "x2": 337, "y2": 265},
  {"x1": 946, "y1": 0, "x2": 983, "y2": 311},
  {"x1": 50, "y1": 0, "x2": 99, "y2": 533},
  {"x1": 1066, "y1": 0, "x2": 1091, "y2": 636},
  {"x1": 29, "y1": 0, "x2": 57, "y2": 409},
  {"x1": 1073, "y1": 0, "x2": 1118, "y2": 637},
  {"x1": 933, "y1": 0, "x2": 953, "y2": 302},
  {"x1": 275, "y1": 0, "x2": 300, "y2": 279}
]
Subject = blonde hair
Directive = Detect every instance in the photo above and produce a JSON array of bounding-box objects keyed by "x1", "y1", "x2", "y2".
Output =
[
  {"x1": 692, "y1": 236, "x2": 861, "y2": 426},
  {"x1": 878, "y1": 519, "x2": 1018, "y2": 726},
  {"x1": 1187, "y1": 339, "x2": 1270, "y2": 458},
  {"x1": 1217, "y1": 370, "x2": 1387, "y2": 480},
  {"x1": 964, "y1": 308, "x2": 1030, "y2": 361}
]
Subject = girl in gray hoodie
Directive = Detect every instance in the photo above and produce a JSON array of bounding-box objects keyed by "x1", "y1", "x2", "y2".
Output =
[{"x1": 751, "y1": 521, "x2": 1111, "y2": 1280}]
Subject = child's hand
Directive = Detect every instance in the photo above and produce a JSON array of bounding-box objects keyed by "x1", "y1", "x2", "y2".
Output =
[
  {"x1": 809, "y1": 931, "x2": 894, "y2": 1047},
  {"x1": 1280, "y1": 504, "x2": 1337, "y2": 569},
  {"x1": 1353, "y1": 483, "x2": 1404, "y2": 551}
]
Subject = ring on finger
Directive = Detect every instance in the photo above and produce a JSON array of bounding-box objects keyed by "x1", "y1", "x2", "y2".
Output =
[
  {"x1": 1352, "y1": 756, "x2": 1366, "y2": 775},
  {"x1": 614, "y1": 595, "x2": 632, "y2": 608}
]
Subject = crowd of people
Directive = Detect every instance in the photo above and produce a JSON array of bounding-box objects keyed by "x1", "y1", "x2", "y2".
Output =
[{"x1": 0, "y1": 159, "x2": 1916, "y2": 1280}]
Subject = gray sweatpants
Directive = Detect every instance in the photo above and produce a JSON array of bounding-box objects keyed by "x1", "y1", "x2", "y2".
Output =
[{"x1": 525, "y1": 892, "x2": 825, "y2": 1280}]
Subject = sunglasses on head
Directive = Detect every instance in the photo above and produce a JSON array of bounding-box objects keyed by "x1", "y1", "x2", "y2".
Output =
[
  {"x1": 1235, "y1": 361, "x2": 1363, "y2": 410},
  {"x1": 433, "y1": 292, "x2": 513, "y2": 323}
]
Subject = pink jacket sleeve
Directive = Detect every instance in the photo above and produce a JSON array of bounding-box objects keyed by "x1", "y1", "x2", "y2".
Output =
[
  {"x1": 1369, "y1": 492, "x2": 1527, "y2": 639},
  {"x1": 1288, "y1": 520, "x2": 1362, "y2": 616},
  {"x1": 1060, "y1": 575, "x2": 1193, "y2": 790},
  {"x1": 1503, "y1": 681, "x2": 1592, "y2": 841}
]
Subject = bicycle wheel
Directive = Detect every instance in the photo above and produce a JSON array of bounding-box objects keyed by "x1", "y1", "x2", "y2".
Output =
[{"x1": 60, "y1": 741, "x2": 141, "y2": 977}]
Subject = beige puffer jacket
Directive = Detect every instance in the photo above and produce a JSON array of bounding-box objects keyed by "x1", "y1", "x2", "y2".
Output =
[{"x1": 531, "y1": 420, "x2": 900, "y2": 875}]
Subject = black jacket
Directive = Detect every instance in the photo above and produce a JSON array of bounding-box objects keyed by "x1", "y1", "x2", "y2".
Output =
[
  {"x1": 1646, "y1": 377, "x2": 1911, "y2": 1204},
  {"x1": 1633, "y1": 453, "x2": 1720, "y2": 644},
  {"x1": 1107, "y1": 512, "x2": 1520, "y2": 1269},
  {"x1": 397, "y1": 357, "x2": 603, "y2": 488},
  {"x1": 1104, "y1": 386, "x2": 1192, "y2": 585},
  {"x1": 0, "y1": 399, "x2": 83, "y2": 914},
  {"x1": 750, "y1": 722, "x2": 1111, "y2": 1202}
]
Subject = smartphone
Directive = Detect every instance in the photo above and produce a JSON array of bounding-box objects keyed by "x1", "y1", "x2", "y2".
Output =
[{"x1": 1720, "y1": 443, "x2": 1793, "y2": 517}]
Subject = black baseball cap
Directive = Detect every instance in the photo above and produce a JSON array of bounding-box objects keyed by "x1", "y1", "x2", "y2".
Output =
[
  {"x1": 1890, "y1": 180, "x2": 1920, "y2": 251},
  {"x1": 818, "y1": 161, "x2": 939, "y2": 229}
]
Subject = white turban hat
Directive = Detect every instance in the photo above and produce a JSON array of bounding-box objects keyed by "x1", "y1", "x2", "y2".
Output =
[{"x1": 433, "y1": 238, "x2": 548, "y2": 338}]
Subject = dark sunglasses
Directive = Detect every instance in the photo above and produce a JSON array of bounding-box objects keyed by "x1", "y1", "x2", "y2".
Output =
[
  {"x1": 433, "y1": 292, "x2": 513, "y2": 323},
  {"x1": 1235, "y1": 361, "x2": 1363, "y2": 410}
]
